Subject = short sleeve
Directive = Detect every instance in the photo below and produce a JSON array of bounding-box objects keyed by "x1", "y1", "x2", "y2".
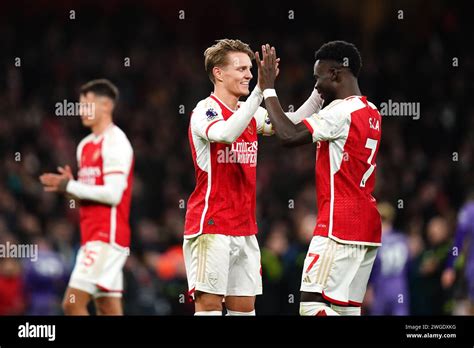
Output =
[
  {"x1": 254, "y1": 106, "x2": 274, "y2": 136},
  {"x1": 302, "y1": 102, "x2": 348, "y2": 143},
  {"x1": 102, "y1": 130, "x2": 133, "y2": 176}
]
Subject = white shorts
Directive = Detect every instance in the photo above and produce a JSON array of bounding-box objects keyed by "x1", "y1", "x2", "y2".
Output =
[
  {"x1": 300, "y1": 236, "x2": 378, "y2": 306},
  {"x1": 68, "y1": 241, "x2": 129, "y2": 298},
  {"x1": 183, "y1": 234, "x2": 262, "y2": 298}
]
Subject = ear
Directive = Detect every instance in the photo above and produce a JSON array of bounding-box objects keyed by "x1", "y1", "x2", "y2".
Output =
[
  {"x1": 213, "y1": 66, "x2": 224, "y2": 83},
  {"x1": 103, "y1": 98, "x2": 115, "y2": 113},
  {"x1": 330, "y1": 68, "x2": 339, "y2": 82}
]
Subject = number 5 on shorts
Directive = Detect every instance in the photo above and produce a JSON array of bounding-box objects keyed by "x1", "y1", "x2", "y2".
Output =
[
  {"x1": 305, "y1": 253, "x2": 320, "y2": 273},
  {"x1": 82, "y1": 248, "x2": 98, "y2": 267}
]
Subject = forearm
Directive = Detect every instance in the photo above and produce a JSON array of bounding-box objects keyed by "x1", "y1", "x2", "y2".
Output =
[
  {"x1": 264, "y1": 91, "x2": 312, "y2": 146},
  {"x1": 285, "y1": 89, "x2": 323, "y2": 124},
  {"x1": 207, "y1": 86, "x2": 263, "y2": 143},
  {"x1": 66, "y1": 174, "x2": 126, "y2": 206},
  {"x1": 265, "y1": 93, "x2": 299, "y2": 138}
]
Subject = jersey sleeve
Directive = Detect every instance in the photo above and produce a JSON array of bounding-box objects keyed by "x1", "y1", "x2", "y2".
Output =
[
  {"x1": 102, "y1": 131, "x2": 134, "y2": 176},
  {"x1": 191, "y1": 103, "x2": 225, "y2": 140},
  {"x1": 302, "y1": 102, "x2": 348, "y2": 143},
  {"x1": 254, "y1": 106, "x2": 274, "y2": 136}
]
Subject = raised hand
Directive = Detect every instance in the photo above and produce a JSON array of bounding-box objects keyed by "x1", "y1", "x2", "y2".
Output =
[{"x1": 256, "y1": 44, "x2": 279, "y2": 90}]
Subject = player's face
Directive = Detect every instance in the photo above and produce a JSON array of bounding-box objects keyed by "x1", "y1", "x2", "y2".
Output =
[
  {"x1": 314, "y1": 60, "x2": 337, "y2": 104},
  {"x1": 219, "y1": 52, "x2": 253, "y2": 97},
  {"x1": 79, "y1": 92, "x2": 110, "y2": 128}
]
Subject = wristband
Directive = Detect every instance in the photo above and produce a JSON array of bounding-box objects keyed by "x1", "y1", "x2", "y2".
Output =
[{"x1": 263, "y1": 89, "x2": 277, "y2": 99}]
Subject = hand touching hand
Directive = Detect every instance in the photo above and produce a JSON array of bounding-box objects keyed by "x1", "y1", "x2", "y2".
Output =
[
  {"x1": 256, "y1": 44, "x2": 279, "y2": 90},
  {"x1": 39, "y1": 165, "x2": 73, "y2": 193}
]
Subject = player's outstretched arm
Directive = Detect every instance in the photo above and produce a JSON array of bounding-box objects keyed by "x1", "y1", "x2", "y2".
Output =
[
  {"x1": 206, "y1": 85, "x2": 263, "y2": 144},
  {"x1": 40, "y1": 168, "x2": 127, "y2": 206},
  {"x1": 256, "y1": 44, "x2": 312, "y2": 147},
  {"x1": 285, "y1": 88, "x2": 323, "y2": 124},
  {"x1": 65, "y1": 174, "x2": 126, "y2": 206}
]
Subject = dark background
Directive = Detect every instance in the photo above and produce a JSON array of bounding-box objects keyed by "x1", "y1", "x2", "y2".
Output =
[{"x1": 0, "y1": 0, "x2": 473, "y2": 315}]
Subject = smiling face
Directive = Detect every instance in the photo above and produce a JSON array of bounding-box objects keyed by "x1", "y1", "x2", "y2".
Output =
[
  {"x1": 213, "y1": 51, "x2": 253, "y2": 98},
  {"x1": 314, "y1": 59, "x2": 338, "y2": 105}
]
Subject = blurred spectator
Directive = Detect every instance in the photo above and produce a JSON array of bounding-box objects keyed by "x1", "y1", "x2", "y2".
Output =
[
  {"x1": 22, "y1": 237, "x2": 69, "y2": 315},
  {"x1": 0, "y1": 0, "x2": 472, "y2": 315},
  {"x1": 365, "y1": 202, "x2": 410, "y2": 315},
  {"x1": 441, "y1": 191, "x2": 474, "y2": 315},
  {"x1": 0, "y1": 257, "x2": 26, "y2": 315},
  {"x1": 409, "y1": 216, "x2": 451, "y2": 315},
  {"x1": 258, "y1": 221, "x2": 290, "y2": 314}
]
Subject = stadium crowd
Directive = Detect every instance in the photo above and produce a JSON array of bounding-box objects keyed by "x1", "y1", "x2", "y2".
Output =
[{"x1": 0, "y1": 1, "x2": 472, "y2": 315}]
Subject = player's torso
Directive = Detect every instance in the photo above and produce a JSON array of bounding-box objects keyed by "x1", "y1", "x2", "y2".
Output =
[
  {"x1": 79, "y1": 139, "x2": 104, "y2": 186},
  {"x1": 314, "y1": 96, "x2": 382, "y2": 245},
  {"x1": 77, "y1": 126, "x2": 133, "y2": 247},
  {"x1": 185, "y1": 95, "x2": 258, "y2": 237}
]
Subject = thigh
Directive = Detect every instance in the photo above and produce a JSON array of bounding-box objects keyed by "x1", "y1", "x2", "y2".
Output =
[
  {"x1": 68, "y1": 244, "x2": 101, "y2": 296},
  {"x1": 195, "y1": 291, "x2": 224, "y2": 312},
  {"x1": 69, "y1": 242, "x2": 128, "y2": 297},
  {"x1": 227, "y1": 235, "x2": 262, "y2": 297},
  {"x1": 348, "y1": 246, "x2": 378, "y2": 305},
  {"x1": 300, "y1": 236, "x2": 335, "y2": 294},
  {"x1": 183, "y1": 234, "x2": 230, "y2": 297},
  {"x1": 321, "y1": 241, "x2": 366, "y2": 305},
  {"x1": 63, "y1": 286, "x2": 92, "y2": 308},
  {"x1": 94, "y1": 296, "x2": 123, "y2": 315},
  {"x1": 224, "y1": 295, "x2": 256, "y2": 312}
]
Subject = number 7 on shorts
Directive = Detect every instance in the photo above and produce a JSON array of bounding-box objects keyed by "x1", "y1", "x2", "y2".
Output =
[{"x1": 305, "y1": 253, "x2": 320, "y2": 273}]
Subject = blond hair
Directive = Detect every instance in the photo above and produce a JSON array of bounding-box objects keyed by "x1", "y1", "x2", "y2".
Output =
[{"x1": 204, "y1": 39, "x2": 255, "y2": 83}]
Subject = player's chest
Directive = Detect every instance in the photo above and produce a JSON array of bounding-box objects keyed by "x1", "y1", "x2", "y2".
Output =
[
  {"x1": 80, "y1": 141, "x2": 103, "y2": 167},
  {"x1": 78, "y1": 141, "x2": 104, "y2": 184}
]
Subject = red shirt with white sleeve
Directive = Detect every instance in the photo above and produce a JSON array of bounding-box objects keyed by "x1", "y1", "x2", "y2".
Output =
[
  {"x1": 184, "y1": 94, "x2": 271, "y2": 238},
  {"x1": 67, "y1": 124, "x2": 134, "y2": 248},
  {"x1": 302, "y1": 96, "x2": 382, "y2": 245}
]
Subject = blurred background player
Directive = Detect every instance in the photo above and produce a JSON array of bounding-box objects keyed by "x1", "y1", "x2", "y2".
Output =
[
  {"x1": 442, "y1": 191, "x2": 474, "y2": 314},
  {"x1": 39, "y1": 79, "x2": 134, "y2": 315},
  {"x1": 257, "y1": 41, "x2": 382, "y2": 316},
  {"x1": 365, "y1": 202, "x2": 410, "y2": 315},
  {"x1": 183, "y1": 39, "x2": 323, "y2": 315}
]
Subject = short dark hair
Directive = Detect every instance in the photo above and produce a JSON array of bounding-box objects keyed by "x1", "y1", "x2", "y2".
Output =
[
  {"x1": 80, "y1": 79, "x2": 119, "y2": 103},
  {"x1": 315, "y1": 41, "x2": 362, "y2": 77}
]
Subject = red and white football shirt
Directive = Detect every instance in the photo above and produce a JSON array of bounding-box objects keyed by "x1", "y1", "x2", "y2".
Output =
[
  {"x1": 76, "y1": 124, "x2": 134, "y2": 248},
  {"x1": 184, "y1": 94, "x2": 271, "y2": 238},
  {"x1": 302, "y1": 96, "x2": 382, "y2": 245}
]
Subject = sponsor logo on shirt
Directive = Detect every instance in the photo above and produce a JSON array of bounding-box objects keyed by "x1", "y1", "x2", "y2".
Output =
[
  {"x1": 78, "y1": 166, "x2": 102, "y2": 185},
  {"x1": 217, "y1": 140, "x2": 258, "y2": 167}
]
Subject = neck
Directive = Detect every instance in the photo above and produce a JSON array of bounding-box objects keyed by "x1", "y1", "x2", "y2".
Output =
[
  {"x1": 214, "y1": 84, "x2": 239, "y2": 110},
  {"x1": 91, "y1": 117, "x2": 113, "y2": 136},
  {"x1": 336, "y1": 78, "x2": 361, "y2": 100}
]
